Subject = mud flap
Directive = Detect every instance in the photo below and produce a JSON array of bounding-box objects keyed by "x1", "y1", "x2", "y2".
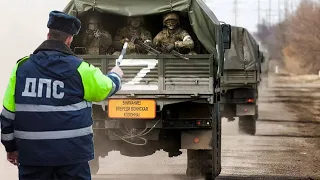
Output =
[
  {"x1": 238, "y1": 104, "x2": 258, "y2": 135},
  {"x1": 185, "y1": 104, "x2": 221, "y2": 179},
  {"x1": 212, "y1": 103, "x2": 222, "y2": 177},
  {"x1": 236, "y1": 103, "x2": 256, "y2": 116},
  {"x1": 181, "y1": 130, "x2": 212, "y2": 150}
]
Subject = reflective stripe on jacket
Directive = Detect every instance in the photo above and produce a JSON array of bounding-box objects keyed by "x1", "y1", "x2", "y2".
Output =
[{"x1": 0, "y1": 40, "x2": 121, "y2": 166}]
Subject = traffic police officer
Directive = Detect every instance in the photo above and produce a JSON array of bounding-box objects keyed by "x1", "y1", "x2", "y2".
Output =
[{"x1": 0, "y1": 10, "x2": 123, "y2": 179}]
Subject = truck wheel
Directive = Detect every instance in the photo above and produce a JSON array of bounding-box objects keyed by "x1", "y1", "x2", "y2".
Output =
[
  {"x1": 238, "y1": 115, "x2": 256, "y2": 135},
  {"x1": 186, "y1": 150, "x2": 213, "y2": 179},
  {"x1": 89, "y1": 157, "x2": 99, "y2": 175}
]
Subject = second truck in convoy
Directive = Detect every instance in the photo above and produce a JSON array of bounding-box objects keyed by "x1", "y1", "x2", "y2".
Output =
[{"x1": 220, "y1": 26, "x2": 263, "y2": 135}]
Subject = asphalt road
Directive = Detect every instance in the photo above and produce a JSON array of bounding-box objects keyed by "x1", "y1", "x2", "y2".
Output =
[
  {"x1": 91, "y1": 74, "x2": 320, "y2": 180},
  {"x1": 1, "y1": 74, "x2": 320, "y2": 180}
]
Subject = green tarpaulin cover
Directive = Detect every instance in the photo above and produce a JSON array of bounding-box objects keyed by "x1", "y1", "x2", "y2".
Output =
[
  {"x1": 224, "y1": 26, "x2": 260, "y2": 70},
  {"x1": 62, "y1": 0, "x2": 223, "y2": 55}
]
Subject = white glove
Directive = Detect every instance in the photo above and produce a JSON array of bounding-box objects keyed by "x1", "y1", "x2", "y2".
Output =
[{"x1": 110, "y1": 66, "x2": 123, "y2": 78}]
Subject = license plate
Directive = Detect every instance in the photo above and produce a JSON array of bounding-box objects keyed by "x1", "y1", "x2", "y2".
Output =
[{"x1": 108, "y1": 99, "x2": 156, "y2": 119}]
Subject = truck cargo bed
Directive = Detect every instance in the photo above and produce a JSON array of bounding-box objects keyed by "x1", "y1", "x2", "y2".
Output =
[
  {"x1": 79, "y1": 54, "x2": 216, "y2": 96},
  {"x1": 221, "y1": 70, "x2": 258, "y2": 85}
]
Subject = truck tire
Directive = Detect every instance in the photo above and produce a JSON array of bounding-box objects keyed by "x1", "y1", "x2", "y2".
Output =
[
  {"x1": 186, "y1": 150, "x2": 213, "y2": 179},
  {"x1": 89, "y1": 157, "x2": 99, "y2": 175},
  {"x1": 238, "y1": 115, "x2": 256, "y2": 135}
]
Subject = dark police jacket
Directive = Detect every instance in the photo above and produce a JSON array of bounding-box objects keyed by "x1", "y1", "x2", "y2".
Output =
[{"x1": 0, "y1": 40, "x2": 121, "y2": 166}]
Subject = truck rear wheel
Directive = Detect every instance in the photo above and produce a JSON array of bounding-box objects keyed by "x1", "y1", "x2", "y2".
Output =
[
  {"x1": 89, "y1": 157, "x2": 99, "y2": 175},
  {"x1": 238, "y1": 115, "x2": 256, "y2": 135},
  {"x1": 186, "y1": 150, "x2": 213, "y2": 179}
]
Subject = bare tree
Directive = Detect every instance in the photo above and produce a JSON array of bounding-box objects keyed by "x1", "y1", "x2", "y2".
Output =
[
  {"x1": 255, "y1": 0, "x2": 320, "y2": 74},
  {"x1": 284, "y1": 0, "x2": 320, "y2": 74}
]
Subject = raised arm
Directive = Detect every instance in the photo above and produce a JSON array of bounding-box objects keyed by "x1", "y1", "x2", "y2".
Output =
[{"x1": 77, "y1": 61, "x2": 123, "y2": 102}]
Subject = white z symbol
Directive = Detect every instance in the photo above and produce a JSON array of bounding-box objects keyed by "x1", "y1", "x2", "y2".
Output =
[{"x1": 119, "y1": 59, "x2": 159, "y2": 90}]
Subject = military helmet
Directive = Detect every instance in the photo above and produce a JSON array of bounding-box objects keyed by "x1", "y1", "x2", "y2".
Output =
[
  {"x1": 163, "y1": 12, "x2": 180, "y2": 25},
  {"x1": 127, "y1": 16, "x2": 144, "y2": 25},
  {"x1": 86, "y1": 12, "x2": 101, "y2": 24}
]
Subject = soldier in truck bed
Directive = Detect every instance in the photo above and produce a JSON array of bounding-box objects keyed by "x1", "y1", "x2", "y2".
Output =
[
  {"x1": 153, "y1": 12, "x2": 196, "y2": 55},
  {"x1": 112, "y1": 16, "x2": 153, "y2": 55},
  {"x1": 82, "y1": 12, "x2": 113, "y2": 55}
]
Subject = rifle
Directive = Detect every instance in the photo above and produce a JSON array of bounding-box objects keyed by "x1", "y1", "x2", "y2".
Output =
[
  {"x1": 132, "y1": 37, "x2": 162, "y2": 56},
  {"x1": 159, "y1": 42, "x2": 189, "y2": 61},
  {"x1": 168, "y1": 48, "x2": 189, "y2": 61},
  {"x1": 130, "y1": 36, "x2": 189, "y2": 60}
]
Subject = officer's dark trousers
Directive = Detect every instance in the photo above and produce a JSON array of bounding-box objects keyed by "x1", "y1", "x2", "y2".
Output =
[{"x1": 18, "y1": 162, "x2": 91, "y2": 180}]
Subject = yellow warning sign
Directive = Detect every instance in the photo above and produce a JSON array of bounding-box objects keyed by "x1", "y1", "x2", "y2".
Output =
[{"x1": 108, "y1": 99, "x2": 156, "y2": 119}]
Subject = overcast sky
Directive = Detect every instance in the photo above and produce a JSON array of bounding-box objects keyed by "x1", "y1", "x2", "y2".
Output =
[
  {"x1": 0, "y1": 0, "x2": 302, "y2": 99},
  {"x1": 207, "y1": 0, "x2": 301, "y2": 32},
  {"x1": 0, "y1": 0, "x2": 69, "y2": 97}
]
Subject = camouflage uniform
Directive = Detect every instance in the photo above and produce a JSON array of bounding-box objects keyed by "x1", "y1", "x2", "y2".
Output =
[
  {"x1": 112, "y1": 16, "x2": 152, "y2": 55},
  {"x1": 82, "y1": 12, "x2": 113, "y2": 55},
  {"x1": 153, "y1": 12, "x2": 195, "y2": 54}
]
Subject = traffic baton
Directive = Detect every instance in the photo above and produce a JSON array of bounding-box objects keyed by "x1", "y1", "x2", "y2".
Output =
[{"x1": 116, "y1": 42, "x2": 128, "y2": 66}]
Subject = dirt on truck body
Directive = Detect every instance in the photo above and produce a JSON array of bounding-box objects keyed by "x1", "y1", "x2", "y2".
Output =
[
  {"x1": 63, "y1": 0, "x2": 231, "y2": 179},
  {"x1": 220, "y1": 26, "x2": 264, "y2": 135}
]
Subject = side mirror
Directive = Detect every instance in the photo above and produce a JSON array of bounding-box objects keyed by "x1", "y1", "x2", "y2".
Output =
[
  {"x1": 261, "y1": 54, "x2": 265, "y2": 63},
  {"x1": 221, "y1": 24, "x2": 231, "y2": 49}
]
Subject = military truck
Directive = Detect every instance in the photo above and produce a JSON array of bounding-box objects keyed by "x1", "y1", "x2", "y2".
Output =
[
  {"x1": 63, "y1": 0, "x2": 231, "y2": 179},
  {"x1": 220, "y1": 26, "x2": 262, "y2": 135}
]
